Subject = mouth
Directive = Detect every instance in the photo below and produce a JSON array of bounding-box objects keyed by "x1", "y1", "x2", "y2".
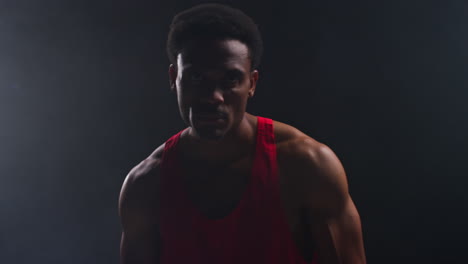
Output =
[{"x1": 193, "y1": 112, "x2": 226, "y2": 124}]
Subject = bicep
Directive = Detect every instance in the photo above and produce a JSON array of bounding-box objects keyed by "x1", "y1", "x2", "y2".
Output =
[
  {"x1": 120, "y1": 229, "x2": 161, "y2": 264},
  {"x1": 296, "y1": 142, "x2": 366, "y2": 263},
  {"x1": 119, "y1": 169, "x2": 161, "y2": 264},
  {"x1": 308, "y1": 197, "x2": 366, "y2": 264}
]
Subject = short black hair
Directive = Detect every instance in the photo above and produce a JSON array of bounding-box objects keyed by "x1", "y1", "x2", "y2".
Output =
[{"x1": 166, "y1": 3, "x2": 263, "y2": 70}]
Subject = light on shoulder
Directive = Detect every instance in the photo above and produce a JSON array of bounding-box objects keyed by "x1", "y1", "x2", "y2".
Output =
[
  {"x1": 123, "y1": 157, "x2": 161, "y2": 188},
  {"x1": 273, "y1": 121, "x2": 349, "y2": 212},
  {"x1": 273, "y1": 119, "x2": 327, "y2": 163},
  {"x1": 297, "y1": 140, "x2": 349, "y2": 213},
  {"x1": 121, "y1": 143, "x2": 165, "y2": 190},
  {"x1": 119, "y1": 155, "x2": 162, "y2": 215}
]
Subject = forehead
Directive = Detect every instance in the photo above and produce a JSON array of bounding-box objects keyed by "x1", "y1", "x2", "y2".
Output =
[{"x1": 177, "y1": 38, "x2": 251, "y2": 72}]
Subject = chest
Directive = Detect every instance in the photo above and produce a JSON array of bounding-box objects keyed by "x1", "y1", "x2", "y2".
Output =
[
  {"x1": 180, "y1": 152, "x2": 312, "y2": 259},
  {"x1": 181, "y1": 154, "x2": 253, "y2": 219}
]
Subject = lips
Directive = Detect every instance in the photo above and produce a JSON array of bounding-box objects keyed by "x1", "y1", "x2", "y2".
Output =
[
  {"x1": 196, "y1": 114, "x2": 223, "y2": 119},
  {"x1": 194, "y1": 112, "x2": 225, "y2": 119},
  {"x1": 193, "y1": 112, "x2": 226, "y2": 124}
]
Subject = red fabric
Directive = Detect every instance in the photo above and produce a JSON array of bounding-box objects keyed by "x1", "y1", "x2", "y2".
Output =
[{"x1": 159, "y1": 116, "x2": 316, "y2": 264}]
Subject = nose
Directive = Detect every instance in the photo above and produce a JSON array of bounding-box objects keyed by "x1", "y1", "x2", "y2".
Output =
[{"x1": 199, "y1": 87, "x2": 224, "y2": 105}]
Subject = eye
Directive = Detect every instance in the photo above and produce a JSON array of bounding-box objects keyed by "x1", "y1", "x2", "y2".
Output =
[{"x1": 224, "y1": 73, "x2": 241, "y2": 86}]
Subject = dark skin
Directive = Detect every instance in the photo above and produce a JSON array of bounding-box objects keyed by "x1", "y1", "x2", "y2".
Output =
[{"x1": 119, "y1": 38, "x2": 366, "y2": 263}]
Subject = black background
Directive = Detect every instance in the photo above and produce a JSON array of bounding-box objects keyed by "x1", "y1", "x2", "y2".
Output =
[{"x1": 1, "y1": 0, "x2": 467, "y2": 263}]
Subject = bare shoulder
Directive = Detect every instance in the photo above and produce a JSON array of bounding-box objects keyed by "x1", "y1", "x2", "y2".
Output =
[
  {"x1": 119, "y1": 143, "x2": 166, "y2": 222},
  {"x1": 272, "y1": 119, "x2": 328, "y2": 178},
  {"x1": 272, "y1": 118, "x2": 342, "y2": 168},
  {"x1": 122, "y1": 143, "x2": 165, "y2": 190},
  {"x1": 119, "y1": 144, "x2": 166, "y2": 262},
  {"x1": 272, "y1": 119, "x2": 349, "y2": 208},
  {"x1": 272, "y1": 119, "x2": 324, "y2": 156}
]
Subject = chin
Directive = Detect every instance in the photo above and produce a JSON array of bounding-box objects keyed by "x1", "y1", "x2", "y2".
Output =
[
  {"x1": 189, "y1": 116, "x2": 230, "y2": 141},
  {"x1": 193, "y1": 127, "x2": 226, "y2": 141}
]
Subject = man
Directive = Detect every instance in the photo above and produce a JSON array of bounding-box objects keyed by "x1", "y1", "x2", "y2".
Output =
[{"x1": 119, "y1": 3, "x2": 366, "y2": 264}]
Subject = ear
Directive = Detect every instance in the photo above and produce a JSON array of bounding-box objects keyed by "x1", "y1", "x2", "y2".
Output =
[
  {"x1": 169, "y1": 64, "x2": 177, "y2": 92},
  {"x1": 248, "y1": 70, "x2": 259, "y2": 98}
]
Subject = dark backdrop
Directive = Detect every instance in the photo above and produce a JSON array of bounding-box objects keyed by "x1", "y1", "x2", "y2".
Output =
[{"x1": 1, "y1": 0, "x2": 467, "y2": 263}]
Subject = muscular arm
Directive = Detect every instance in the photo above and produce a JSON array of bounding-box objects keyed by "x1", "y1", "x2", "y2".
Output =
[
  {"x1": 119, "y1": 158, "x2": 162, "y2": 264},
  {"x1": 294, "y1": 139, "x2": 366, "y2": 264}
]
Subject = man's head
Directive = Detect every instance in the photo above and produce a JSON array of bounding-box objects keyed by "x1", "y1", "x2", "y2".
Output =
[{"x1": 167, "y1": 3, "x2": 263, "y2": 141}]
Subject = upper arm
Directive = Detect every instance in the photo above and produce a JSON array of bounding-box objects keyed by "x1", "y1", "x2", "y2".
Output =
[
  {"x1": 119, "y1": 158, "x2": 162, "y2": 264},
  {"x1": 292, "y1": 139, "x2": 366, "y2": 264}
]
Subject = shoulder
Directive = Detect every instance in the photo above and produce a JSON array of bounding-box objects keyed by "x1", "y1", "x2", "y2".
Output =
[
  {"x1": 272, "y1": 119, "x2": 324, "y2": 159},
  {"x1": 119, "y1": 143, "x2": 166, "y2": 219},
  {"x1": 272, "y1": 119, "x2": 349, "y2": 210},
  {"x1": 122, "y1": 143, "x2": 165, "y2": 191}
]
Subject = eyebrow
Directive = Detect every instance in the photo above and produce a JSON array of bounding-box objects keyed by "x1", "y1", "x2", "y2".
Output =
[
  {"x1": 184, "y1": 66, "x2": 246, "y2": 76},
  {"x1": 225, "y1": 68, "x2": 245, "y2": 77}
]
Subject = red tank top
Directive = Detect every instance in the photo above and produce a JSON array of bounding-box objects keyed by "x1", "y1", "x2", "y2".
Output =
[{"x1": 159, "y1": 116, "x2": 316, "y2": 264}]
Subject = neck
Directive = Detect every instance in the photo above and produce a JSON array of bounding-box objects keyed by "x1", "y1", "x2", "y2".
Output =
[{"x1": 180, "y1": 113, "x2": 257, "y2": 165}]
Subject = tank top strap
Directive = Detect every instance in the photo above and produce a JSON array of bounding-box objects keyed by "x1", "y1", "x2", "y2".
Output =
[
  {"x1": 256, "y1": 116, "x2": 276, "y2": 149},
  {"x1": 253, "y1": 116, "x2": 278, "y2": 183},
  {"x1": 161, "y1": 129, "x2": 185, "y2": 170}
]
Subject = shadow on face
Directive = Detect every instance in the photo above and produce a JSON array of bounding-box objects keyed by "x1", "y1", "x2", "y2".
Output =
[{"x1": 169, "y1": 38, "x2": 258, "y2": 141}]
